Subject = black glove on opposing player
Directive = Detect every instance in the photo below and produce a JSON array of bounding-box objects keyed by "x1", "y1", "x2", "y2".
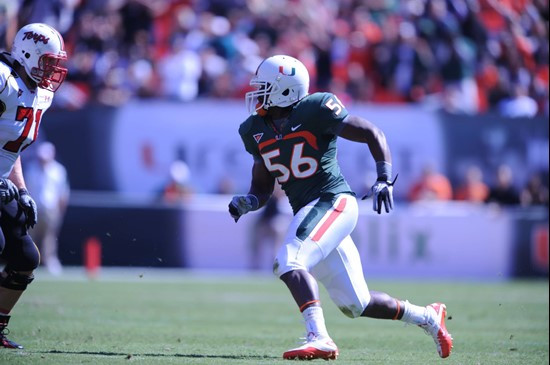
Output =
[
  {"x1": 0, "y1": 178, "x2": 19, "y2": 204},
  {"x1": 18, "y1": 189, "x2": 38, "y2": 228}
]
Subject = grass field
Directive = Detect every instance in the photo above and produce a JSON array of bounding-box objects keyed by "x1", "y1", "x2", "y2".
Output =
[{"x1": 0, "y1": 268, "x2": 548, "y2": 365}]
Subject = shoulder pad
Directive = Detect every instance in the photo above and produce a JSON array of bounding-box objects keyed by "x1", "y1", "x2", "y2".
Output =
[
  {"x1": 238, "y1": 114, "x2": 260, "y2": 136},
  {"x1": 0, "y1": 62, "x2": 12, "y2": 94},
  {"x1": 0, "y1": 61, "x2": 11, "y2": 80},
  {"x1": 302, "y1": 92, "x2": 332, "y2": 105}
]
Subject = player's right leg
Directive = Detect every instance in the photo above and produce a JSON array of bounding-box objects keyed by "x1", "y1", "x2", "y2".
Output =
[
  {"x1": 0, "y1": 200, "x2": 41, "y2": 349},
  {"x1": 279, "y1": 269, "x2": 338, "y2": 360},
  {"x1": 274, "y1": 194, "x2": 358, "y2": 360}
]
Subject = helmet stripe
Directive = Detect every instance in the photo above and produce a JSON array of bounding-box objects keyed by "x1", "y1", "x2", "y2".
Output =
[
  {"x1": 254, "y1": 59, "x2": 266, "y2": 75},
  {"x1": 43, "y1": 23, "x2": 65, "y2": 51}
]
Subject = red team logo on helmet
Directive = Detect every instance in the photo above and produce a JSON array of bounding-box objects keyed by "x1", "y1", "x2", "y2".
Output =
[{"x1": 22, "y1": 31, "x2": 50, "y2": 44}]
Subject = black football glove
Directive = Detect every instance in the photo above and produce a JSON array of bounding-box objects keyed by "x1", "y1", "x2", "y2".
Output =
[
  {"x1": 0, "y1": 178, "x2": 19, "y2": 204},
  {"x1": 18, "y1": 189, "x2": 38, "y2": 228},
  {"x1": 362, "y1": 174, "x2": 398, "y2": 214}
]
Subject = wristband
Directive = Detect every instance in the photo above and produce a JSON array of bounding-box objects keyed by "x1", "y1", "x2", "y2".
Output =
[
  {"x1": 376, "y1": 161, "x2": 392, "y2": 182},
  {"x1": 18, "y1": 188, "x2": 29, "y2": 195},
  {"x1": 247, "y1": 194, "x2": 260, "y2": 211}
]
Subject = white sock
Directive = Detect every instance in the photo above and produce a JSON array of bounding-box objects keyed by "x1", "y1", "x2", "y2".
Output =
[
  {"x1": 400, "y1": 300, "x2": 428, "y2": 325},
  {"x1": 302, "y1": 306, "x2": 330, "y2": 340}
]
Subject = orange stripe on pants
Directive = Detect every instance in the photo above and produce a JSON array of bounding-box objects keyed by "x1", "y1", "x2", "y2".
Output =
[{"x1": 311, "y1": 198, "x2": 347, "y2": 242}]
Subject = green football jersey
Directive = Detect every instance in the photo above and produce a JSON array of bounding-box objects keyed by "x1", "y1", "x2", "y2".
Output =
[{"x1": 239, "y1": 92, "x2": 355, "y2": 214}]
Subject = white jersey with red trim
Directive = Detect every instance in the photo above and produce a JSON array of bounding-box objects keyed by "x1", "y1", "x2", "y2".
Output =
[{"x1": 0, "y1": 53, "x2": 54, "y2": 177}]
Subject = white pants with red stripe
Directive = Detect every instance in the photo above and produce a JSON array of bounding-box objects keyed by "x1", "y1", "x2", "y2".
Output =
[{"x1": 273, "y1": 193, "x2": 371, "y2": 318}]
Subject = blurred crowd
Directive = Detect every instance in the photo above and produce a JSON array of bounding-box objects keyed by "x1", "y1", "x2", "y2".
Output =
[
  {"x1": 1, "y1": 0, "x2": 548, "y2": 116},
  {"x1": 405, "y1": 163, "x2": 548, "y2": 207}
]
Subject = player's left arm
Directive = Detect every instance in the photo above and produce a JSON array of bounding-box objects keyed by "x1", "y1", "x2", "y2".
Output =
[
  {"x1": 336, "y1": 115, "x2": 397, "y2": 214},
  {"x1": 9, "y1": 156, "x2": 38, "y2": 227},
  {"x1": 248, "y1": 155, "x2": 276, "y2": 207},
  {"x1": 229, "y1": 156, "x2": 275, "y2": 222}
]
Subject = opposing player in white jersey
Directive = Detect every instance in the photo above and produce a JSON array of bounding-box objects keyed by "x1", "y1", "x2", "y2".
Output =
[
  {"x1": 0, "y1": 23, "x2": 67, "y2": 349},
  {"x1": 229, "y1": 55, "x2": 453, "y2": 360}
]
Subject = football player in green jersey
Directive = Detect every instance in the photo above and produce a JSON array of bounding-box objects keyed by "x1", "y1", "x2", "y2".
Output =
[{"x1": 229, "y1": 55, "x2": 453, "y2": 360}]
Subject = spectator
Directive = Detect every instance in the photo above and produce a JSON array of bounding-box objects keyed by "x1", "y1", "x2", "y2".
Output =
[
  {"x1": 520, "y1": 172, "x2": 549, "y2": 206},
  {"x1": 157, "y1": 36, "x2": 202, "y2": 101},
  {"x1": 215, "y1": 175, "x2": 236, "y2": 195},
  {"x1": 24, "y1": 142, "x2": 70, "y2": 276},
  {"x1": 408, "y1": 165, "x2": 453, "y2": 202},
  {"x1": 497, "y1": 83, "x2": 539, "y2": 117},
  {"x1": 160, "y1": 160, "x2": 193, "y2": 203},
  {"x1": 486, "y1": 164, "x2": 520, "y2": 205},
  {"x1": 17, "y1": 0, "x2": 77, "y2": 34},
  {"x1": 454, "y1": 165, "x2": 489, "y2": 203}
]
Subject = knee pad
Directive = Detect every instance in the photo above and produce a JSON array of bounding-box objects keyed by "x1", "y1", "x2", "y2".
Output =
[
  {"x1": 273, "y1": 253, "x2": 309, "y2": 278},
  {"x1": 9, "y1": 235, "x2": 40, "y2": 271},
  {"x1": 331, "y1": 289, "x2": 371, "y2": 318},
  {"x1": 0, "y1": 269, "x2": 35, "y2": 290},
  {"x1": 273, "y1": 238, "x2": 324, "y2": 278}
]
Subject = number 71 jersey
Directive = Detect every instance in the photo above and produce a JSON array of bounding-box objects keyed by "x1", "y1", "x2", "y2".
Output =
[
  {"x1": 239, "y1": 92, "x2": 354, "y2": 214},
  {"x1": 0, "y1": 55, "x2": 54, "y2": 177}
]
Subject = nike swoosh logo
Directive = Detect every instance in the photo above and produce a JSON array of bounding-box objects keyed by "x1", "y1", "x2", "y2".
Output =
[{"x1": 291, "y1": 124, "x2": 302, "y2": 131}]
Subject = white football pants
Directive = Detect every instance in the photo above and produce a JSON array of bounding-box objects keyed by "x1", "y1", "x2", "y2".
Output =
[{"x1": 273, "y1": 193, "x2": 371, "y2": 318}]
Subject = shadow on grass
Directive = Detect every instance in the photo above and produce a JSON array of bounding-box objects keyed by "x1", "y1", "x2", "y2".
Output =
[{"x1": 37, "y1": 350, "x2": 279, "y2": 360}]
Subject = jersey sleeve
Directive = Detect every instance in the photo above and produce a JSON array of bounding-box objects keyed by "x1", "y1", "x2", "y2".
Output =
[
  {"x1": 0, "y1": 62, "x2": 11, "y2": 97},
  {"x1": 316, "y1": 92, "x2": 349, "y2": 134},
  {"x1": 238, "y1": 119, "x2": 261, "y2": 157}
]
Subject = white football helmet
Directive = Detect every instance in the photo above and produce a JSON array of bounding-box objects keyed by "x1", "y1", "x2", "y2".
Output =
[
  {"x1": 11, "y1": 23, "x2": 67, "y2": 92},
  {"x1": 246, "y1": 55, "x2": 309, "y2": 115}
]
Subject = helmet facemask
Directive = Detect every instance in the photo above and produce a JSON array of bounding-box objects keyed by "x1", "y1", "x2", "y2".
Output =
[
  {"x1": 31, "y1": 53, "x2": 68, "y2": 92},
  {"x1": 245, "y1": 79, "x2": 281, "y2": 115}
]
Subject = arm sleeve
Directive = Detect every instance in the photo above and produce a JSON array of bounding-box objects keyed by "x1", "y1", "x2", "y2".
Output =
[
  {"x1": 238, "y1": 122, "x2": 261, "y2": 158},
  {"x1": 316, "y1": 92, "x2": 349, "y2": 135}
]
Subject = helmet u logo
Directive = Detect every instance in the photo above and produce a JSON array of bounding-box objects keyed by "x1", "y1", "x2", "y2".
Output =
[{"x1": 279, "y1": 66, "x2": 295, "y2": 76}]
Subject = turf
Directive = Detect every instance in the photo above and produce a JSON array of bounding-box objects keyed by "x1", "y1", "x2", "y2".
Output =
[{"x1": 0, "y1": 268, "x2": 548, "y2": 364}]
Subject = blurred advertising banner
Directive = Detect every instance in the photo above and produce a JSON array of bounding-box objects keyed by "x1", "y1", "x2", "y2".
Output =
[
  {"x1": 33, "y1": 105, "x2": 118, "y2": 190},
  {"x1": 353, "y1": 202, "x2": 514, "y2": 279},
  {"x1": 43, "y1": 101, "x2": 445, "y2": 197},
  {"x1": 43, "y1": 101, "x2": 547, "y2": 197},
  {"x1": 510, "y1": 208, "x2": 549, "y2": 277},
  {"x1": 109, "y1": 101, "x2": 445, "y2": 199},
  {"x1": 59, "y1": 193, "x2": 187, "y2": 268},
  {"x1": 181, "y1": 197, "x2": 545, "y2": 279},
  {"x1": 57, "y1": 195, "x2": 547, "y2": 279}
]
